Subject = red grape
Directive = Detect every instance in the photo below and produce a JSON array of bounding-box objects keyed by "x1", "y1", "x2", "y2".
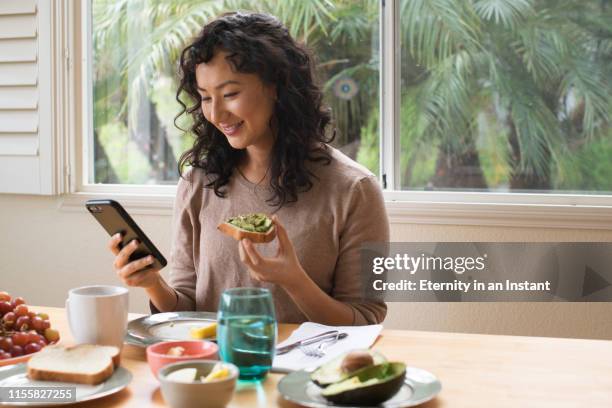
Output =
[
  {"x1": 2, "y1": 312, "x2": 16, "y2": 329},
  {"x1": 12, "y1": 332, "x2": 28, "y2": 347},
  {"x1": 9, "y1": 345, "x2": 24, "y2": 357},
  {"x1": 0, "y1": 301, "x2": 12, "y2": 315},
  {"x1": 0, "y1": 337, "x2": 12, "y2": 352},
  {"x1": 11, "y1": 297, "x2": 25, "y2": 308},
  {"x1": 24, "y1": 343, "x2": 41, "y2": 355},
  {"x1": 31, "y1": 316, "x2": 45, "y2": 332},
  {"x1": 26, "y1": 331, "x2": 43, "y2": 344},
  {"x1": 0, "y1": 299, "x2": 57, "y2": 354},
  {"x1": 14, "y1": 304, "x2": 28, "y2": 317},
  {"x1": 44, "y1": 328, "x2": 60, "y2": 343},
  {"x1": 41, "y1": 319, "x2": 50, "y2": 330},
  {"x1": 15, "y1": 316, "x2": 31, "y2": 331}
]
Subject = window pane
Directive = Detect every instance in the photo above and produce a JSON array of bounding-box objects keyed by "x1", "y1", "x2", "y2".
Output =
[
  {"x1": 91, "y1": 0, "x2": 379, "y2": 185},
  {"x1": 399, "y1": 0, "x2": 612, "y2": 193}
]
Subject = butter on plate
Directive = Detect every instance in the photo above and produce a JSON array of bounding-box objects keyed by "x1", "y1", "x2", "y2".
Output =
[{"x1": 189, "y1": 322, "x2": 217, "y2": 339}]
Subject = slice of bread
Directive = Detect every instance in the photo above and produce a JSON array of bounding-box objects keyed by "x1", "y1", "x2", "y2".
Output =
[
  {"x1": 217, "y1": 214, "x2": 276, "y2": 243},
  {"x1": 27, "y1": 344, "x2": 120, "y2": 385}
]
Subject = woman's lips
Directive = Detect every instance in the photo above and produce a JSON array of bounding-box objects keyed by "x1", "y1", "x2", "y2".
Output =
[{"x1": 220, "y1": 121, "x2": 244, "y2": 136}]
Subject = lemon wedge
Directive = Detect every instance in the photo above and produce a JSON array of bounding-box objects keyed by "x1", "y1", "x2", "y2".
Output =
[
  {"x1": 189, "y1": 322, "x2": 217, "y2": 339},
  {"x1": 201, "y1": 363, "x2": 229, "y2": 382}
]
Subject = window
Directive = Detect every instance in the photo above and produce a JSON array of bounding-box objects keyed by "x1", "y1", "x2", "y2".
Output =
[
  {"x1": 89, "y1": 0, "x2": 379, "y2": 185},
  {"x1": 396, "y1": 0, "x2": 612, "y2": 194},
  {"x1": 78, "y1": 1, "x2": 612, "y2": 228}
]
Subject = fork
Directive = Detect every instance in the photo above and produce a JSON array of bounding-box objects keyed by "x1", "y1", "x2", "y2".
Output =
[{"x1": 299, "y1": 332, "x2": 342, "y2": 358}]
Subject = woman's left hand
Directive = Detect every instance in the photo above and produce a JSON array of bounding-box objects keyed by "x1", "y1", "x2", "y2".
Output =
[{"x1": 238, "y1": 215, "x2": 307, "y2": 289}]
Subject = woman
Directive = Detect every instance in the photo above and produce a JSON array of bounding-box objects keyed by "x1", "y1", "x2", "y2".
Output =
[{"x1": 108, "y1": 11, "x2": 389, "y2": 325}]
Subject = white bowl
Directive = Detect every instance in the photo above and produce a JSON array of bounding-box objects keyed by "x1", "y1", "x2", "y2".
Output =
[{"x1": 158, "y1": 360, "x2": 238, "y2": 408}]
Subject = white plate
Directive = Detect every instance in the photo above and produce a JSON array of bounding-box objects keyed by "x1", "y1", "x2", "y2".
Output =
[
  {"x1": 278, "y1": 366, "x2": 442, "y2": 407},
  {"x1": 0, "y1": 363, "x2": 132, "y2": 406},
  {"x1": 125, "y1": 311, "x2": 217, "y2": 347}
]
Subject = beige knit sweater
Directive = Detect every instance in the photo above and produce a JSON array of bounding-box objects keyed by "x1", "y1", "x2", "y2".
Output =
[{"x1": 159, "y1": 146, "x2": 389, "y2": 324}]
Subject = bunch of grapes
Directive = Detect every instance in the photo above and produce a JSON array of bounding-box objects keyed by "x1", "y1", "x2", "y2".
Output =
[{"x1": 0, "y1": 291, "x2": 60, "y2": 360}]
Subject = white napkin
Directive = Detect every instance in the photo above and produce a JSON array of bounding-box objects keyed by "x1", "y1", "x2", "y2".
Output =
[{"x1": 272, "y1": 322, "x2": 383, "y2": 372}]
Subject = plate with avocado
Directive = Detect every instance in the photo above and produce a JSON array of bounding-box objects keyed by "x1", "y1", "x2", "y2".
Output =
[{"x1": 277, "y1": 350, "x2": 441, "y2": 407}]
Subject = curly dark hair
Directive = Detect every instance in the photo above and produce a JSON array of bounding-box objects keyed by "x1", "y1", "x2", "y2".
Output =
[{"x1": 175, "y1": 11, "x2": 334, "y2": 207}]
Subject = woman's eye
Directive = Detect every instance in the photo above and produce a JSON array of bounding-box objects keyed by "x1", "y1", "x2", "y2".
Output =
[
  {"x1": 201, "y1": 96, "x2": 211, "y2": 103},
  {"x1": 224, "y1": 92, "x2": 239, "y2": 98}
]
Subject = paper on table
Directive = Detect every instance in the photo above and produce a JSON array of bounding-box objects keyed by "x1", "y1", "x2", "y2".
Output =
[{"x1": 272, "y1": 322, "x2": 382, "y2": 373}]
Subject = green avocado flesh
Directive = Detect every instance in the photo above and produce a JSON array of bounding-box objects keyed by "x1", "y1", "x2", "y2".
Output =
[
  {"x1": 227, "y1": 213, "x2": 272, "y2": 233},
  {"x1": 320, "y1": 362, "x2": 406, "y2": 405},
  {"x1": 310, "y1": 350, "x2": 387, "y2": 387}
]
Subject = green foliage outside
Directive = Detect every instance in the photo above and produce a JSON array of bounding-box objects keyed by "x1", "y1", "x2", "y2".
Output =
[
  {"x1": 97, "y1": 122, "x2": 152, "y2": 183},
  {"x1": 92, "y1": 0, "x2": 612, "y2": 193}
]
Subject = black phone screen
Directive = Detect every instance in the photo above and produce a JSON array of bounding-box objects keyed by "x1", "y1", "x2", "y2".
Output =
[{"x1": 86, "y1": 199, "x2": 167, "y2": 269}]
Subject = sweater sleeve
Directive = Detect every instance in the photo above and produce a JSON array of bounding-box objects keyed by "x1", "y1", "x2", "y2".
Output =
[
  {"x1": 332, "y1": 175, "x2": 389, "y2": 325},
  {"x1": 150, "y1": 174, "x2": 197, "y2": 313}
]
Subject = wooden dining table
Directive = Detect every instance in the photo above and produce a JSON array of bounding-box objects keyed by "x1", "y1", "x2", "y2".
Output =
[{"x1": 17, "y1": 306, "x2": 612, "y2": 407}]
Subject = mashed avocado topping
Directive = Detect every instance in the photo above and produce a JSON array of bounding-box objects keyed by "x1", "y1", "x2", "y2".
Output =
[{"x1": 227, "y1": 213, "x2": 272, "y2": 232}]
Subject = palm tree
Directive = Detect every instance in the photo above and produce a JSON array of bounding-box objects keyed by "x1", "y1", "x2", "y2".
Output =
[{"x1": 398, "y1": 0, "x2": 612, "y2": 191}]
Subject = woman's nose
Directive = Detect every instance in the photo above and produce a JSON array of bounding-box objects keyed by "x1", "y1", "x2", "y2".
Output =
[{"x1": 209, "y1": 99, "x2": 227, "y2": 123}]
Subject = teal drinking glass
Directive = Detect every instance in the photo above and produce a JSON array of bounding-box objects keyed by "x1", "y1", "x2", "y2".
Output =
[{"x1": 217, "y1": 287, "x2": 277, "y2": 381}]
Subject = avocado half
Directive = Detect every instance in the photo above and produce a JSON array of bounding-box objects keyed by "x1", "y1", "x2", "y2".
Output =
[
  {"x1": 310, "y1": 350, "x2": 387, "y2": 387},
  {"x1": 320, "y1": 362, "x2": 406, "y2": 406}
]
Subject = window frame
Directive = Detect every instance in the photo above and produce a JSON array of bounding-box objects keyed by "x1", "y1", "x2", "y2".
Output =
[{"x1": 59, "y1": 0, "x2": 612, "y2": 229}]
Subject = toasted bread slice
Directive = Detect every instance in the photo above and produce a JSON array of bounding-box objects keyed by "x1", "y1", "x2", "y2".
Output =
[
  {"x1": 27, "y1": 344, "x2": 120, "y2": 385},
  {"x1": 217, "y1": 213, "x2": 276, "y2": 243}
]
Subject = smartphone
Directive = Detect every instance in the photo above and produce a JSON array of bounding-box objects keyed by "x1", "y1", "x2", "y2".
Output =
[{"x1": 86, "y1": 199, "x2": 167, "y2": 270}]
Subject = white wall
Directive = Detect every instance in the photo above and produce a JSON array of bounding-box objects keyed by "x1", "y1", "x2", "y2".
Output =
[{"x1": 1, "y1": 194, "x2": 611, "y2": 340}]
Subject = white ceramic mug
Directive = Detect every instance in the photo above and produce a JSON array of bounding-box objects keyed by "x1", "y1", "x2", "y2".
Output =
[{"x1": 66, "y1": 285, "x2": 129, "y2": 349}]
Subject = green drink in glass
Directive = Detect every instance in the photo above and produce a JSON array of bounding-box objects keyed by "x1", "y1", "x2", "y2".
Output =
[{"x1": 217, "y1": 287, "x2": 277, "y2": 381}]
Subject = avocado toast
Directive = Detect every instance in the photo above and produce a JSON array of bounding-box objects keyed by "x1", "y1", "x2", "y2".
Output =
[{"x1": 217, "y1": 213, "x2": 276, "y2": 243}]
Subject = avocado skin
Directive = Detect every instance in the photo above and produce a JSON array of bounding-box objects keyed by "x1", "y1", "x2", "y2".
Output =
[
  {"x1": 321, "y1": 362, "x2": 406, "y2": 406},
  {"x1": 310, "y1": 350, "x2": 387, "y2": 387}
]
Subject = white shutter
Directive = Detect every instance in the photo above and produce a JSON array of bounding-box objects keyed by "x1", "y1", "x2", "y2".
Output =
[{"x1": 0, "y1": 0, "x2": 55, "y2": 194}]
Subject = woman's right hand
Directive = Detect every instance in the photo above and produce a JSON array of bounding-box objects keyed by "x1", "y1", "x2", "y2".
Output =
[{"x1": 108, "y1": 233, "x2": 161, "y2": 288}]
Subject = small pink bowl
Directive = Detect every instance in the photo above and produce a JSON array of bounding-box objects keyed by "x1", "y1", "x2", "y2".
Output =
[{"x1": 146, "y1": 340, "x2": 218, "y2": 379}]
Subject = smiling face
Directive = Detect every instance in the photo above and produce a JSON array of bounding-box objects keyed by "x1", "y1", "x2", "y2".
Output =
[{"x1": 195, "y1": 50, "x2": 277, "y2": 152}]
